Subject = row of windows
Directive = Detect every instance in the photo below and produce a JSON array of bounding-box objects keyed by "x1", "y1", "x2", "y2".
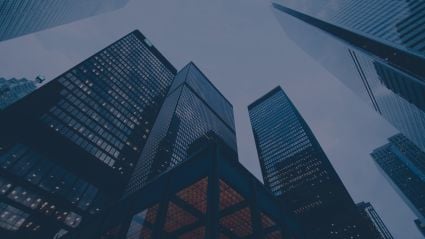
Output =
[{"x1": 0, "y1": 144, "x2": 105, "y2": 213}]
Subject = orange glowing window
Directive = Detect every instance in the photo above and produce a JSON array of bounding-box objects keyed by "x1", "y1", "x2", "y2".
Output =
[
  {"x1": 176, "y1": 177, "x2": 208, "y2": 213},
  {"x1": 163, "y1": 202, "x2": 197, "y2": 233}
]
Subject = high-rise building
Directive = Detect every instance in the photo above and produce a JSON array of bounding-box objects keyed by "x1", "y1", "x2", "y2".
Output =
[
  {"x1": 0, "y1": 0, "x2": 129, "y2": 42},
  {"x1": 356, "y1": 202, "x2": 393, "y2": 239},
  {"x1": 0, "y1": 77, "x2": 37, "y2": 109},
  {"x1": 272, "y1": 0, "x2": 425, "y2": 152},
  {"x1": 372, "y1": 133, "x2": 425, "y2": 236},
  {"x1": 0, "y1": 30, "x2": 176, "y2": 238},
  {"x1": 69, "y1": 133, "x2": 304, "y2": 239},
  {"x1": 125, "y1": 62, "x2": 237, "y2": 196},
  {"x1": 248, "y1": 86, "x2": 371, "y2": 238}
]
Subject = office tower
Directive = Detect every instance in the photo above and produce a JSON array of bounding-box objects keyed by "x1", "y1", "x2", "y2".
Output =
[
  {"x1": 0, "y1": 30, "x2": 176, "y2": 238},
  {"x1": 372, "y1": 133, "x2": 425, "y2": 236},
  {"x1": 272, "y1": 0, "x2": 425, "y2": 152},
  {"x1": 248, "y1": 86, "x2": 371, "y2": 238},
  {"x1": 0, "y1": 77, "x2": 37, "y2": 109},
  {"x1": 356, "y1": 202, "x2": 393, "y2": 239},
  {"x1": 0, "y1": 0, "x2": 129, "y2": 42},
  {"x1": 68, "y1": 133, "x2": 304, "y2": 239},
  {"x1": 125, "y1": 62, "x2": 237, "y2": 196}
]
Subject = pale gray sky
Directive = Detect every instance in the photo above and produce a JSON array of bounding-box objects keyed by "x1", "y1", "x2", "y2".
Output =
[{"x1": 0, "y1": 0, "x2": 420, "y2": 238}]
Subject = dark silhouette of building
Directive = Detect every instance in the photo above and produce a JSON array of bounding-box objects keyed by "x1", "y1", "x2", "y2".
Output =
[
  {"x1": 356, "y1": 202, "x2": 393, "y2": 239},
  {"x1": 66, "y1": 133, "x2": 305, "y2": 239},
  {"x1": 0, "y1": 30, "x2": 176, "y2": 238},
  {"x1": 0, "y1": 77, "x2": 41, "y2": 109},
  {"x1": 372, "y1": 133, "x2": 425, "y2": 237},
  {"x1": 0, "y1": 0, "x2": 129, "y2": 41},
  {"x1": 248, "y1": 86, "x2": 372, "y2": 238},
  {"x1": 125, "y1": 62, "x2": 237, "y2": 196},
  {"x1": 272, "y1": 0, "x2": 425, "y2": 152}
]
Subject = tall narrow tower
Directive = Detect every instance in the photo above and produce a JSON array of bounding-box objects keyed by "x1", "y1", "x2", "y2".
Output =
[{"x1": 248, "y1": 86, "x2": 371, "y2": 238}]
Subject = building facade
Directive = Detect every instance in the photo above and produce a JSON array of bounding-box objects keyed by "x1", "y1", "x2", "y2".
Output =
[
  {"x1": 272, "y1": 0, "x2": 425, "y2": 152},
  {"x1": 125, "y1": 62, "x2": 237, "y2": 196},
  {"x1": 0, "y1": 30, "x2": 176, "y2": 238},
  {"x1": 0, "y1": 77, "x2": 38, "y2": 109},
  {"x1": 0, "y1": 0, "x2": 129, "y2": 41},
  {"x1": 248, "y1": 86, "x2": 371, "y2": 238},
  {"x1": 356, "y1": 202, "x2": 393, "y2": 239},
  {"x1": 372, "y1": 133, "x2": 425, "y2": 235},
  {"x1": 68, "y1": 134, "x2": 304, "y2": 239}
]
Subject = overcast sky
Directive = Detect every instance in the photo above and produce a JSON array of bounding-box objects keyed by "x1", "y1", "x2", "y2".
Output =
[{"x1": 0, "y1": 0, "x2": 421, "y2": 238}]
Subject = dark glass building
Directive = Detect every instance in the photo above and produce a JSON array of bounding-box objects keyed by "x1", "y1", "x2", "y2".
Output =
[
  {"x1": 125, "y1": 62, "x2": 237, "y2": 196},
  {"x1": 68, "y1": 133, "x2": 304, "y2": 239},
  {"x1": 356, "y1": 202, "x2": 393, "y2": 239},
  {"x1": 0, "y1": 0, "x2": 129, "y2": 41},
  {"x1": 272, "y1": 0, "x2": 425, "y2": 152},
  {"x1": 0, "y1": 30, "x2": 176, "y2": 238},
  {"x1": 248, "y1": 86, "x2": 371, "y2": 238},
  {"x1": 372, "y1": 133, "x2": 425, "y2": 235},
  {"x1": 0, "y1": 77, "x2": 41, "y2": 109}
]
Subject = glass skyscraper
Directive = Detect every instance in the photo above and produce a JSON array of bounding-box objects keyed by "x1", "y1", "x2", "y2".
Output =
[
  {"x1": 372, "y1": 133, "x2": 425, "y2": 234},
  {"x1": 0, "y1": 30, "x2": 176, "y2": 238},
  {"x1": 248, "y1": 86, "x2": 371, "y2": 238},
  {"x1": 0, "y1": 0, "x2": 129, "y2": 41},
  {"x1": 356, "y1": 202, "x2": 393, "y2": 239},
  {"x1": 272, "y1": 0, "x2": 425, "y2": 152},
  {"x1": 125, "y1": 62, "x2": 237, "y2": 196}
]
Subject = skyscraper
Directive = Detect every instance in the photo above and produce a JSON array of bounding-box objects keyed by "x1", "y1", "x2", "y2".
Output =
[
  {"x1": 125, "y1": 62, "x2": 237, "y2": 196},
  {"x1": 372, "y1": 133, "x2": 425, "y2": 235},
  {"x1": 272, "y1": 0, "x2": 425, "y2": 152},
  {"x1": 0, "y1": 30, "x2": 176, "y2": 238},
  {"x1": 356, "y1": 202, "x2": 393, "y2": 239},
  {"x1": 0, "y1": 77, "x2": 39, "y2": 109},
  {"x1": 248, "y1": 86, "x2": 371, "y2": 238},
  {"x1": 0, "y1": 0, "x2": 129, "y2": 42}
]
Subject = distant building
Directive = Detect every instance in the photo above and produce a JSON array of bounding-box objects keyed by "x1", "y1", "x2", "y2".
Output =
[
  {"x1": 0, "y1": 77, "x2": 38, "y2": 109},
  {"x1": 0, "y1": 0, "x2": 129, "y2": 41},
  {"x1": 356, "y1": 202, "x2": 394, "y2": 239},
  {"x1": 372, "y1": 133, "x2": 425, "y2": 237},
  {"x1": 125, "y1": 62, "x2": 237, "y2": 196},
  {"x1": 272, "y1": 0, "x2": 425, "y2": 152},
  {"x1": 0, "y1": 30, "x2": 176, "y2": 238},
  {"x1": 67, "y1": 134, "x2": 304, "y2": 239},
  {"x1": 248, "y1": 86, "x2": 372, "y2": 238}
]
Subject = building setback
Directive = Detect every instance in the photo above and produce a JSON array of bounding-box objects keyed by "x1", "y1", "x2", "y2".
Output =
[
  {"x1": 372, "y1": 133, "x2": 425, "y2": 236},
  {"x1": 272, "y1": 0, "x2": 425, "y2": 152},
  {"x1": 0, "y1": 30, "x2": 176, "y2": 238},
  {"x1": 248, "y1": 86, "x2": 372, "y2": 238},
  {"x1": 0, "y1": 0, "x2": 129, "y2": 41},
  {"x1": 125, "y1": 62, "x2": 237, "y2": 196},
  {"x1": 356, "y1": 202, "x2": 394, "y2": 239}
]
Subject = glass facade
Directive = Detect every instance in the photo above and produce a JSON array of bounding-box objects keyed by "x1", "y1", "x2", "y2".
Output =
[
  {"x1": 125, "y1": 62, "x2": 237, "y2": 195},
  {"x1": 272, "y1": 0, "x2": 425, "y2": 152},
  {"x1": 0, "y1": 0, "x2": 129, "y2": 41},
  {"x1": 0, "y1": 30, "x2": 176, "y2": 238},
  {"x1": 372, "y1": 134, "x2": 425, "y2": 225},
  {"x1": 356, "y1": 202, "x2": 394, "y2": 239},
  {"x1": 248, "y1": 86, "x2": 371, "y2": 238}
]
